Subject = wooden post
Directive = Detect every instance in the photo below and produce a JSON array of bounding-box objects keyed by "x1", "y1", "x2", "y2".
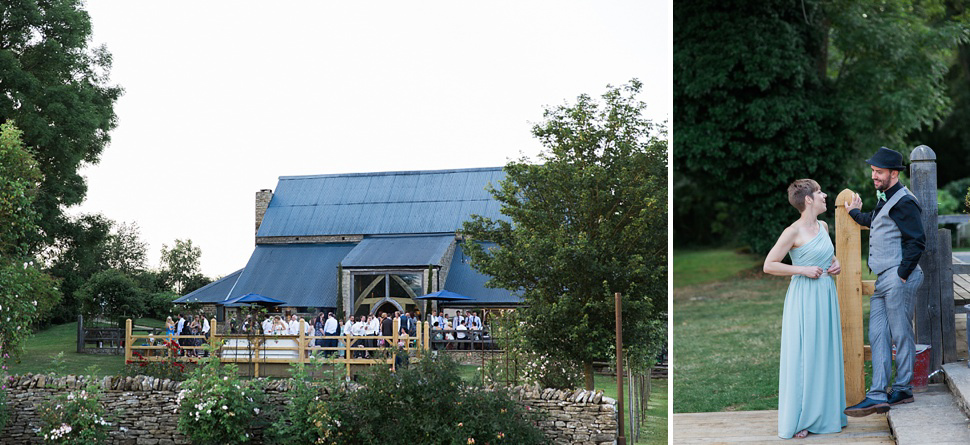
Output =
[
  {"x1": 77, "y1": 315, "x2": 84, "y2": 354},
  {"x1": 940, "y1": 229, "x2": 957, "y2": 362},
  {"x1": 424, "y1": 320, "x2": 431, "y2": 352},
  {"x1": 125, "y1": 319, "x2": 133, "y2": 363},
  {"x1": 299, "y1": 319, "x2": 306, "y2": 364},
  {"x1": 210, "y1": 318, "x2": 218, "y2": 354},
  {"x1": 615, "y1": 292, "x2": 625, "y2": 445},
  {"x1": 911, "y1": 145, "x2": 942, "y2": 373},
  {"x1": 836, "y1": 189, "x2": 866, "y2": 404},
  {"x1": 392, "y1": 318, "x2": 400, "y2": 371}
]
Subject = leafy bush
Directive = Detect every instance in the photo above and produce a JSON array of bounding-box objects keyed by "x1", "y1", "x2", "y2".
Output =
[
  {"x1": 332, "y1": 355, "x2": 549, "y2": 445},
  {"x1": 122, "y1": 341, "x2": 191, "y2": 381},
  {"x1": 38, "y1": 381, "x2": 112, "y2": 444},
  {"x1": 176, "y1": 343, "x2": 263, "y2": 444},
  {"x1": 939, "y1": 189, "x2": 960, "y2": 215},
  {"x1": 267, "y1": 358, "x2": 343, "y2": 444},
  {"x1": 520, "y1": 353, "x2": 583, "y2": 390},
  {"x1": 145, "y1": 291, "x2": 180, "y2": 320},
  {"x1": 77, "y1": 269, "x2": 147, "y2": 327}
]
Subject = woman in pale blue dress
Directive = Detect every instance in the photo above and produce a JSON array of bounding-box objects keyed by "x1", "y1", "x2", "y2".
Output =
[{"x1": 764, "y1": 179, "x2": 847, "y2": 439}]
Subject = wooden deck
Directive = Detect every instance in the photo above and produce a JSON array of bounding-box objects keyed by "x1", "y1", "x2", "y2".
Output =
[{"x1": 672, "y1": 410, "x2": 894, "y2": 444}]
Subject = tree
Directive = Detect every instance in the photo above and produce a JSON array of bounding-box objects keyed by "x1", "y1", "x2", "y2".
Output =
[
  {"x1": 77, "y1": 269, "x2": 147, "y2": 326},
  {"x1": 102, "y1": 221, "x2": 148, "y2": 274},
  {"x1": 462, "y1": 80, "x2": 667, "y2": 389},
  {"x1": 0, "y1": 120, "x2": 61, "y2": 355},
  {"x1": 0, "y1": 0, "x2": 123, "y2": 241},
  {"x1": 674, "y1": 0, "x2": 967, "y2": 252},
  {"x1": 44, "y1": 213, "x2": 112, "y2": 322},
  {"x1": 161, "y1": 239, "x2": 202, "y2": 294}
]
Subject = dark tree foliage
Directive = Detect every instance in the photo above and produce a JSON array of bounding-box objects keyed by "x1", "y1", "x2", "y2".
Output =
[
  {"x1": 0, "y1": 0, "x2": 123, "y2": 239},
  {"x1": 77, "y1": 269, "x2": 147, "y2": 327},
  {"x1": 463, "y1": 81, "x2": 667, "y2": 388},
  {"x1": 44, "y1": 213, "x2": 112, "y2": 322},
  {"x1": 675, "y1": 0, "x2": 966, "y2": 252}
]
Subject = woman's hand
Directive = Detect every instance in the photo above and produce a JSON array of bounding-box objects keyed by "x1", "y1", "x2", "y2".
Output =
[
  {"x1": 801, "y1": 266, "x2": 824, "y2": 279},
  {"x1": 828, "y1": 257, "x2": 841, "y2": 276}
]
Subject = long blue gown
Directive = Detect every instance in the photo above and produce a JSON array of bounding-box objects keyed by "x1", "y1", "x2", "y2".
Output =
[{"x1": 778, "y1": 222, "x2": 847, "y2": 438}]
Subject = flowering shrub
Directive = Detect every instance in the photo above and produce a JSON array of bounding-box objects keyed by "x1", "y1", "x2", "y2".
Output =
[
  {"x1": 332, "y1": 355, "x2": 549, "y2": 445},
  {"x1": 37, "y1": 382, "x2": 112, "y2": 444},
  {"x1": 176, "y1": 342, "x2": 263, "y2": 444},
  {"x1": 267, "y1": 358, "x2": 343, "y2": 444},
  {"x1": 123, "y1": 341, "x2": 191, "y2": 381},
  {"x1": 520, "y1": 353, "x2": 583, "y2": 390}
]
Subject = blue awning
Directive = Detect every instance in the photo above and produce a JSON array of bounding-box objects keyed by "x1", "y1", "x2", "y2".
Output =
[
  {"x1": 226, "y1": 243, "x2": 356, "y2": 308},
  {"x1": 442, "y1": 243, "x2": 522, "y2": 305},
  {"x1": 340, "y1": 235, "x2": 455, "y2": 268}
]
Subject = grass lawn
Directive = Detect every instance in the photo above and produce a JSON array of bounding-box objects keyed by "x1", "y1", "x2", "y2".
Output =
[
  {"x1": 7, "y1": 322, "x2": 126, "y2": 376},
  {"x1": 674, "y1": 248, "x2": 874, "y2": 413},
  {"x1": 673, "y1": 248, "x2": 763, "y2": 288}
]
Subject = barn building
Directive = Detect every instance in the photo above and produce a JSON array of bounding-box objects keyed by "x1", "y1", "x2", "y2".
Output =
[{"x1": 174, "y1": 167, "x2": 520, "y2": 320}]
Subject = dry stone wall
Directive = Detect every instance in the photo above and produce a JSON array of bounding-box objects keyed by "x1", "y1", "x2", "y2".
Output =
[{"x1": 2, "y1": 374, "x2": 617, "y2": 445}]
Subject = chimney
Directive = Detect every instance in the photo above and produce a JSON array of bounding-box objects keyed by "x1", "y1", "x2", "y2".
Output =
[{"x1": 255, "y1": 189, "x2": 273, "y2": 237}]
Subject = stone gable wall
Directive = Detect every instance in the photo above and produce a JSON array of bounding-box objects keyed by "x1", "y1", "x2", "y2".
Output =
[{"x1": 2, "y1": 374, "x2": 617, "y2": 445}]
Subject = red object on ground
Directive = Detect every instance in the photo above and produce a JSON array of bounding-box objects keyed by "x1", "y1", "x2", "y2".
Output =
[{"x1": 911, "y1": 344, "x2": 931, "y2": 390}]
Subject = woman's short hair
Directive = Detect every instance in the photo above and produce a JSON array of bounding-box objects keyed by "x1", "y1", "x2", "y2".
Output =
[{"x1": 787, "y1": 179, "x2": 820, "y2": 212}]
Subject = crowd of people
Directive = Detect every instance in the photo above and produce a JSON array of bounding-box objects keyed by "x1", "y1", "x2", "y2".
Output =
[
  {"x1": 217, "y1": 309, "x2": 491, "y2": 354},
  {"x1": 163, "y1": 312, "x2": 210, "y2": 357}
]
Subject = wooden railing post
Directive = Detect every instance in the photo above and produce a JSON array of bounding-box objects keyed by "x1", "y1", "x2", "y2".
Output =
[
  {"x1": 911, "y1": 145, "x2": 942, "y2": 372},
  {"x1": 940, "y1": 229, "x2": 957, "y2": 362},
  {"x1": 836, "y1": 189, "x2": 866, "y2": 405},
  {"x1": 424, "y1": 320, "x2": 431, "y2": 352},
  {"x1": 392, "y1": 318, "x2": 400, "y2": 371},
  {"x1": 299, "y1": 320, "x2": 306, "y2": 364},
  {"x1": 124, "y1": 319, "x2": 133, "y2": 363},
  {"x1": 210, "y1": 318, "x2": 218, "y2": 355}
]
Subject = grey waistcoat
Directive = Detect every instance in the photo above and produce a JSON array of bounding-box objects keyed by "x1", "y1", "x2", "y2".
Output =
[{"x1": 868, "y1": 185, "x2": 920, "y2": 276}]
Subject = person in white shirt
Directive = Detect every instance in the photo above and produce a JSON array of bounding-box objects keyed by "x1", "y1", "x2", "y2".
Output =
[
  {"x1": 451, "y1": 312, "x2": 464, "y2": 331},
  {"x1": 323, "y1": 313, "x2": 338, "y2": 357},
  {"x1": 351, "y1": 317, "x2": 368, "y2": 358},
  {"x1": 366, "y1": 315, "x2": 380, "y2": 355},
  {"x1": 261, "y1": 316, "x2": 273, "y2": 335},
  {"x1": 287, "y1": 314, "x2": 300, "y2": 336},
  {"x1": 456, "y1": 320, "x2": 468, "y2": 350}
]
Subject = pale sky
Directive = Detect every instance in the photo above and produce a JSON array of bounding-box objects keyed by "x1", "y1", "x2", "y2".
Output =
[{"x1": 73, "y1": 0, "x2": 672, "y2": 279}]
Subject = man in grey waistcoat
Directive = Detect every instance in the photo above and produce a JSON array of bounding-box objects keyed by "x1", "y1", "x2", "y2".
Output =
[{"x1": 843, "y1": 147, "x2": 926, "y2": 417}]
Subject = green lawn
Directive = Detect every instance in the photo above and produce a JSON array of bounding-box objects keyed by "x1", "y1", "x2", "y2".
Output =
[
  {"x1": 673, "y1": 248, "x2": 763, "y2": 288},
  {"x1": 6, "y1": 322, "x2": 126, "y2": 376},
  {"x1": 674, "y1": 248, "x2": 874, "y2": 413}
]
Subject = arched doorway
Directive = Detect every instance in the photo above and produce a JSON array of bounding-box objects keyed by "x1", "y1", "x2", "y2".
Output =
[{"x1": 372, "y1": 298, "x2": 403, "y2": 316}]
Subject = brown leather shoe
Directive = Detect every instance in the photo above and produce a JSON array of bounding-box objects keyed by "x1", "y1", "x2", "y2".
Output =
[{"x1": 844, "y1": 397, "x2": 890, "y2": 417}]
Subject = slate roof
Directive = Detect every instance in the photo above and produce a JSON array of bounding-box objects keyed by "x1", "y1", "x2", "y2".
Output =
[
  {"x1": 224, "y1": 243, "x2": 357, "y2": 308},
  {"x1": 256, "y1": 167, "x2": 506, "y2": 237},
  {"x1": 341, "y1": 235, "x2": 455, "y2": 268},
  {"x1": 173, "y1": 269, "x2": 243, "y2": 304},
  {"x1": 442, "y1": 243, "x2": 522, "y2": 306}
]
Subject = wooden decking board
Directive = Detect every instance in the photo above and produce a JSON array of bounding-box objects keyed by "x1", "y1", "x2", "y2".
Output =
[{"x1": 673, "y1": 410, "x2": 893, "y2": 444}]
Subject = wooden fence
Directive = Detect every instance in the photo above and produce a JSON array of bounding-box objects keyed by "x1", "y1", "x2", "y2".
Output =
[
  {"x1": 124, "y1": 318, "x2": 434, "y2": 378},
  {"x1": 834, "y1": 145, "x2": 962, "y2": 404}
]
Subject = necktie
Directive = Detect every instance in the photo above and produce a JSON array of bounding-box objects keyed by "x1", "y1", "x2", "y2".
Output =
[{"x1": 876, "y1": 190, "x2": 887, "y2": 202}]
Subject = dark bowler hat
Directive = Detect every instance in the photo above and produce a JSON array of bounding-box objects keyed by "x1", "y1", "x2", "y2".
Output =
[{"x1": 865, "y1": 147, "x2": 906, "y2": 171}]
